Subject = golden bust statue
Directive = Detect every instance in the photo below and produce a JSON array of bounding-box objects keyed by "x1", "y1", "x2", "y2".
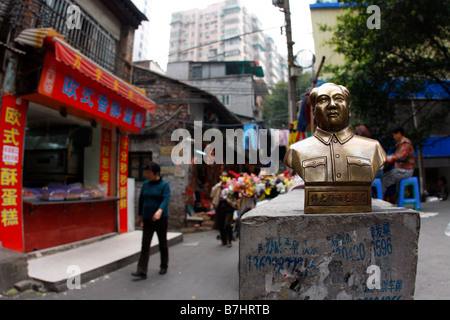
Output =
[{"x1": 284, "y1": 83, "x2": 386, "y2": 213}]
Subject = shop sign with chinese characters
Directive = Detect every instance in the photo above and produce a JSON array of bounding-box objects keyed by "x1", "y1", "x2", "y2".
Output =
[
  {"x1": 36, "y1": 52, "x2": 146, "y2": 134},
  {"x1": 118, "y1": 135, "x2": 129, "y2": 233},
  {"x1": 53, "y1": 38, "x2": 154, "y2": 113},
  {"x1": 0, "y1": 94, "x2": 27, "y2": 251}
]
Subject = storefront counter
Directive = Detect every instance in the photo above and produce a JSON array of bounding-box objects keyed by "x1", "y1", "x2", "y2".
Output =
[{"x1": 23, "y1": 197, "x2": 121, "y2": 253}]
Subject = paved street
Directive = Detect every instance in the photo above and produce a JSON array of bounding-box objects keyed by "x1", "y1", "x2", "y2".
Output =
[
  {"x1": 414, "y1": 200, "x2": 450, "y2": 300},
  {"x1": 2, "y1": 200, "x2": 449, "y2": 301},
  {"x1": 17, "y1": 229, "x2": 240, "y2": 300}
]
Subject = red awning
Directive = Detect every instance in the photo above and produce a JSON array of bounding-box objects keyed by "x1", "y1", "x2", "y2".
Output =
[
  {"x1": 15, "y1": 28, "x2": 155, "y2": 114},
  {"x1": 51, "y1": 37, "x2": 155, "y2": 113}
]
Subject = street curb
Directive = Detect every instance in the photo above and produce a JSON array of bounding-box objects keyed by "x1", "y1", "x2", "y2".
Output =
[{"x1": 28, "y1": 231, "x2": 183, "y2": 292}]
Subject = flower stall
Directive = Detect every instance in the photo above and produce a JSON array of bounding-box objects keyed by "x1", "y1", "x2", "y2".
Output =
[{"x1": 220, "y1": 170, "x2": 304, "y2": 213}]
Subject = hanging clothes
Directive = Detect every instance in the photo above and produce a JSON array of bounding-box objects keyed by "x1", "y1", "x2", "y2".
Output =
[
  {"x1": 243, "y1": 123, "x2": 258, "y2": 150},
  {"x1": 278, "y1": 129, "x2": 289, "y2": 147},
  {"x1": 288, "y1": 121, "x2": 300, "y2": 148},
  {"x1": 297, "y1": 93, "x2": 311, "y2": 133},
  {"x1": 284, "y1": 130, "x2": 290, "y2": 146}
]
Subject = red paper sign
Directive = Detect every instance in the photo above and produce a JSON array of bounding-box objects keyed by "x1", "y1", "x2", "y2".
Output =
[
  {"x1": 38, "y1": 52, "x2": 146, "y2": 134},
  {"x1": 0, "y1": 94, "x2": 28, "y2": 252},
  {"x1": 53, "y1": 38, "x2": 155, "y2": 113},
  {"x1": 99, "y1": 128, "x2": 112, "y2": 196},
  {"x1": 118, "y1": 135, "x2": 129, "y2": 233}
]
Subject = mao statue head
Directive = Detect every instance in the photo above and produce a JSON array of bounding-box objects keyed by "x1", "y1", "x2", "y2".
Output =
[{"x1": 310, "y1": 83, "x2": 351, "y2": 132}]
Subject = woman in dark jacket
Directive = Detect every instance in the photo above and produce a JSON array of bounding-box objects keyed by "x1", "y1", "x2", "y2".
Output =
[{"x1": 132, "y1": 162, "x2": 171, "y2": 279}]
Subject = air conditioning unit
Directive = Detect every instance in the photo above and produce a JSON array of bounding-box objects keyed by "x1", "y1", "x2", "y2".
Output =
[{"x1": 272, "y1": 0, "x2": 284, "y2": 8}]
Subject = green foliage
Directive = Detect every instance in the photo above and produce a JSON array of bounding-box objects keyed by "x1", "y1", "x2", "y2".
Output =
[
  {"x1": 263, "y1": 72, "x2": 313, "y2": 129},
  {"x1": 264, "y1": 81, "x2": 288, "y2": 129},
  {"x1": 326, "y1": 0, "x2": 450, "y2": 145}
]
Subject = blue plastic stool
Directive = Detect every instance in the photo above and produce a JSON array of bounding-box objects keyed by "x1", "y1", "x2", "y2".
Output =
[
  {"x1": 398, "y1": 177, "x2": 421, "y2": 210},
  {"x1": 372, "y1": 178, "x2": 383, "y2": 199}
]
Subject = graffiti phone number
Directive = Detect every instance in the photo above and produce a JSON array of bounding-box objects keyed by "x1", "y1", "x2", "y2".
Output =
[{"x1": 332, "y1": 237, "x2": 392, "y2": 261}]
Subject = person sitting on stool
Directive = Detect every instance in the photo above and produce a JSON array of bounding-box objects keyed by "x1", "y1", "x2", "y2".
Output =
[{"x1": 381, "y1": 124, "x2": 415, "y2": 202}]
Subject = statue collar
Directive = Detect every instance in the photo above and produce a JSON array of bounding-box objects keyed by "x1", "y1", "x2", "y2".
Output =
[{"x1": 314, "y1": 126, "x2": 354, "y2": 145}]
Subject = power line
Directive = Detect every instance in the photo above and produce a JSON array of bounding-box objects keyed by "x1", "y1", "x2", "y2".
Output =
[{"x1": 165, "y1": 25, "x2": 282, "y2": 59}]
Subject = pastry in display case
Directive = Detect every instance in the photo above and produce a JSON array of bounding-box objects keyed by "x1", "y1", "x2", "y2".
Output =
[
  {"x1": 85, "y1": 185, "x2": 106, "y2": 199},
  {"x1": 22, "y1": 187, "x2": 41, "y2": 200},
  {"x1": 39, "y1": 188, "x2": 66, "y2": 201},
  {"x1": 66, "y1": 187, "x2": 94, "y2": 201},
  {"x1": 27, "y1": 183, "x2": 107, "y2": 202}
]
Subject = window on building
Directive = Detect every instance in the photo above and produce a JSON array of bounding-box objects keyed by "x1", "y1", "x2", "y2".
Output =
[
  {"x1": 225, "y1": 49, "x2": 240, "y2": 57},
  {"x1": 41, "y1": 0, "x2": 117, "y2": 74},
  {"x1": 226, "y1": 0, "x2": 239, "y2": 6},
  {"x1": 221, "y1": 95, "x2": 230, "y2": 105},
  {"x1": 192, "y1": 65, "x2": 203, "y2": 79},
  {"x1": 129, "y1": 152, "x2": 153, "y2": 181},
  {"x1": 208, "y1": 49, "x2": 217, "y2": 58}
]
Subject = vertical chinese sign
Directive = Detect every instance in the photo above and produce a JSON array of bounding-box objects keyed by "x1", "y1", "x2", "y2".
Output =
[
  {"x1": 100, "y1": 128, "x2": 112, "y2": 196},
  {"x1": 0, "y1": 94, "x2": 27, "y2": 252},
  {"x1": 118, "y1": 135, "x2": 129, "y2": 233}
]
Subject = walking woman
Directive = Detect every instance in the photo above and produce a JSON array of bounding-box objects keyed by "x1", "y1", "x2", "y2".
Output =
[{"x1": 132, "y1": 162, "x2": 171, "y2": 279}]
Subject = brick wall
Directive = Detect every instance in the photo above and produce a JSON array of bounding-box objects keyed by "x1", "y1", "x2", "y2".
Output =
[{"x1": 131, "y1": 67, "x2": 192, "y2": 229}]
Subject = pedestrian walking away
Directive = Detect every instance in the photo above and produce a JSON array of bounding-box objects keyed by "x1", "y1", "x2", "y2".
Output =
[
  {"x1": 132, "y1": 162, "x2": 171, "y2": 279},
  {"x1": 211, "y1": 171, "x2": 239, "y2": 247},
  {"x1": 438, "y1": 176, "x2": 448, "y2": 201}
]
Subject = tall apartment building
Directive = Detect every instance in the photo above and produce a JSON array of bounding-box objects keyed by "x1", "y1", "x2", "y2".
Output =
[
  {"x1": 168, "y1": 0, "x2": 287, "y2": 87},
  {"x1": 132, "y1": 0, "x2": 153, "y2": 61}
]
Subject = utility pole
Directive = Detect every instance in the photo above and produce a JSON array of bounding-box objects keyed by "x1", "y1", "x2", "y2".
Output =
[
  {"x1": 310, "y1": 56, "x2": 325, "y2": 133},
  {"x1": 411, "y1": 97, "x2": 425, "y2": 199},
  {"x1": 273, "y1": 0, "x2": 297, "y2": 123}
]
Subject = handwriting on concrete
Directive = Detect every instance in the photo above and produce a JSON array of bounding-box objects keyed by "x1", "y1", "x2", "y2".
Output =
[
  {"x1": 246, "y1": 221, "x2": 404, "y2": 299},
  {"x1": 248, "y1": 237, "x2": 318, "y2": 275}
]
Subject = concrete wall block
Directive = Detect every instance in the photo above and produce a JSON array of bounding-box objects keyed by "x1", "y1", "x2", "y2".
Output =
[
  {"x1": 239, "y1": 189, "x2": 420, "y2": 300},
  {"x1": 0, "y1": 248, "x2": 28, "y2": 293}
]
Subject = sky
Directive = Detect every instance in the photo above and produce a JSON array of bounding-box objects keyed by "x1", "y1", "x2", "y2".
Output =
[{"x1": 139, "y1": 0, "x2": 316, "y2": 71}]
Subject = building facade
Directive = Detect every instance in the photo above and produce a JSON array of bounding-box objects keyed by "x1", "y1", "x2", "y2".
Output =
[
  {"x1": 130, "y1": 63, "x2": 242, "y2": 229},
  {"x1": 166, "y1": 60, "x2": 267, "y2": 122},
  {"x1": 309, "y1": 0, "x2": 345, "y2": 79},
  {"x1": 131, "y1": 0, "x2": 153, "y2": 61},
  {"x1": 0, "y1": 0, "x2": 149, "y2": 252},
  {"x1": 167, "y1": 0, "x2": 287, "y2": 87}
]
